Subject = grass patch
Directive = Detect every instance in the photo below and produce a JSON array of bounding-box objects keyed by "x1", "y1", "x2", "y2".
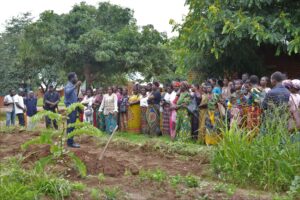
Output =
[
  {"x1": 0, "y1": 157, "x2": 84, "y2": 200},
  {"x1": 212, "y1": 107, "x2": 300, "y2": 192}
]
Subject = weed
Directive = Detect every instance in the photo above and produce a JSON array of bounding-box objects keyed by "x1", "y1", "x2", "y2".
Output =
[
  {"x1": 21, "y1": 103, "x2": 104, "y2": 177},
  {"x1": 103, "y1": 187, "x2": 121, "y2": 200},
  {"x1": 139, "y1": 169, "x2": 167, "y2": 182},
  {"x1": 0, "y1": 157, "x2": 81, "y2": 200},
  {"x1": 90, "y1": 188, "x2": 101, "y2": 200},
  {"x1": 170, "y1": 174, "x2": 183, "y2": 187},
  {"x1": 98, "y1": 173, "x2": 106, "y2": 183},
  {"x1": 213, "y1": 183, "x2": 236, "y2": 196},
  {"x1": 287, "y1": 176, "x2": 300, "y2": 199},
  {"x1": 184, "y1": 174, "x2": 199, "y2": 188}
]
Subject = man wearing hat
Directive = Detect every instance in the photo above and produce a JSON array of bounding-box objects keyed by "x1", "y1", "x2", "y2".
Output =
[{"x1": 44, "y1": 85, "x2": 60, "y2": 129}]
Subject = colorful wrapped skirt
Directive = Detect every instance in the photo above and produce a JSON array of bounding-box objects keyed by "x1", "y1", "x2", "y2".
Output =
[{"x1": 127, "y1": 104, "x2": 141, "y2": 133}]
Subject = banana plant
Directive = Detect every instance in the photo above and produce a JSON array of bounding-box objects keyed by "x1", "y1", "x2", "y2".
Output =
[{"x1": 22, "y1": 103, "x2": 104, "y2": 177}]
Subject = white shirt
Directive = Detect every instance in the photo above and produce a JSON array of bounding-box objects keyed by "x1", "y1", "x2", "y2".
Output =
[
  {"x1": 4, "y1": 95, "x2": 14, "y2": 112},
  {"x1": 140, "y1": 95, "x2": 149, "y2": 107},
  {"x1": 99, "y1": 94, "x2": 118, "y2": 115},
  {"x1": 164, "y1": 93, "x2": 171, "y2": 102},
  {"x1": 14, "y1": 95, "x2": 25, "y2": 114},
  {"x1": 170, "y1": 91, "x2": 177, "y2": 105}
]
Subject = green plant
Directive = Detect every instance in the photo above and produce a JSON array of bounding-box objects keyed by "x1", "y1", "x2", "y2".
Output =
[
  {"x1": 0, "y1": 157, "x2": 82, "y2": 200},
  {"x1": 213, "y1": 183, "x2": 236, "y2": 196},
  {"x1": 90, "y1": 188, "x2": 101, "y2": 200},
  {"x1": 139, "y1": 169, "x2": 168, "y2": 182},
  {"x1": 21, "y1": 103, "x2": 103, "y2": 177},
  {"x1": 287, "y1": 176, "x2": 300, "y2": 199},
  {"x1": 184, "y1": 174, "x2": 199, "y2": 188},
  {"x1": 103, "y1": 187, "x2": 121, "y2": 200},
  {"x1": 98, "y1": 173, "x2": 106, "y2": 183},
  {"x1": 212, "y1": 106, "x2": 300, "y2": 192},
  {"x1": 170, "y1": 175, "x2": 183, "y2": 187}
]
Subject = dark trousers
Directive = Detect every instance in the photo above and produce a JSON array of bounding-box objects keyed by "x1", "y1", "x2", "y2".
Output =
[
  {"x1": 67, "y1": 110, "x2": 77, "y2": 146},
  {"x1": 45, "y1": 109, "x2": 58, "y2": 129},
  {"x1": 17, "y1": 113, "x2": 25, "y2": 126}
]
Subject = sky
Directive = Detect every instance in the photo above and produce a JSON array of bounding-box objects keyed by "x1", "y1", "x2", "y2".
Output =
[{"x1": 0, "y1": 0, "x2": 188, "y2": 37}]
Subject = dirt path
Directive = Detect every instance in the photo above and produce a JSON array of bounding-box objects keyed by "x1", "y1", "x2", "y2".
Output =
[{"x1": 0, "y1": 131, "x2": 273, "y2": 200}]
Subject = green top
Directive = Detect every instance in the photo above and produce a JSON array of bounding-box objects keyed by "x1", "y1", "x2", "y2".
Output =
[{"x1": 177, "y1": 92, "x2": 191, "y2": 106}]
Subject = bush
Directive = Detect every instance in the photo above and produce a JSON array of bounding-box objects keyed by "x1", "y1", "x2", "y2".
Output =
[{"x1": 212, "y1": 107, "x2": 300, "y2": 192}]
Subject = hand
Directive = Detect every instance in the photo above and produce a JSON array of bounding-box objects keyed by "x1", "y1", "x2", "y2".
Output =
[{"x1": 75, "y1": 81, "x2": 82, "y2": 87}]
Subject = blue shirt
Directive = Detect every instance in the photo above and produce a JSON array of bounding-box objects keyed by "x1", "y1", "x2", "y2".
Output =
[
  {"x1": 24, "y1": 97, "x2": 37, "y2": 117},
  {"x1": 212, "y1": 87, "x2": 222, "y2": 95},
  {"x1": 64, "y1": 82, "x2": 78, "y2": 107},
  {"x1": 262, "y1": 83, "x2": 290, "y2": 110}
]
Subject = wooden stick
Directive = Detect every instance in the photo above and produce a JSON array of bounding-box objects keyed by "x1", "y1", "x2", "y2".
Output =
[{"x1": 98, "y1": 125, "x2": 118, "y2": 161}]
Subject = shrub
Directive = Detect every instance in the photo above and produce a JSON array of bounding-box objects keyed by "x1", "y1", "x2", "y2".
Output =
[{"x1": 212, "y1": 107, "x2": 300, "y2": 192}]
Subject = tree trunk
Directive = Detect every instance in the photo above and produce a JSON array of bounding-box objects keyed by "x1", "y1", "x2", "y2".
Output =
[{"x1": 83, "y1": 64, "x2": 95, "y2": 89}]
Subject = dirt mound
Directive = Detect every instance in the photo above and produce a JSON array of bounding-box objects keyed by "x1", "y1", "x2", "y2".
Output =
[
  {"x1": 22, "y1": 144, "x2": 51, "y2": 164},
  {"x1": 73, "y1": 149, "x2": 139, "y2": 177}
]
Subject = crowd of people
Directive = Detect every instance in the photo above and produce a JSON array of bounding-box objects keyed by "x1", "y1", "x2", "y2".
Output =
[{"x1": 4, "y1": 71, "x2": 300, "y2": 147}]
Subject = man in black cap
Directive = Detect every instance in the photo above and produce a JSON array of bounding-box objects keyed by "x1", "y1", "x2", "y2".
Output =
[{"x1": 43, "y1": 85, "x2": 60, "y2": 129}]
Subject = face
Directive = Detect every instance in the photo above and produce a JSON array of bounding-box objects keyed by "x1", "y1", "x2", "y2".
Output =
[
  {"x1": 141, "y1": 88, "x2": 146, "y2": 95},
  {"x1": 86, "y1": 90, "x2": 92, "y2": 97},
  {"x1": 123, "y1": 89, "x2": 128, "y2": 96},
  {"x1": 29, "y1": 92, "x2": 34, "y2": 98},
  {"x1": 242, "y1": 74, "x2": 248, "y2": 82},
  {"x1": 152, "y1": 85, "x2": 157, "y2": 91},
  {"x1": 244, "y1": 83, "x2": 251, "y2": 92},
  {"x1": 71, "y1": 74, "x2": 78, "y2": 84},
  {"x1": 167, "y1": 86, "x2": 172, "y2": 94},
  {"x1": 223, "y1": 78, "x2": 229, "y2": 86},
  {"x1": 108, "y1": 88, "x2": 113, "y2": 95},
  {"x1": 234, "y1": 81, "x2": 242, "y2": 90},
  {"x1": 209, "y1": 79, "x2": 216, "y2": 86},
  {"x1": 228, "y1": 82, "x2": 234, "y2": 88},
  {"x1": 271, "y1": 76, "x2": 276, "y2": 86},
  {"x1": 49, "y1": 87, "x2": 54, "y2": 92},
  {"x1": 206, "y1": 86, "x2": 212, "y2": 93},
  {"x1": 260, "y1": 77, "x2": 267, "y2": 86},
  {"x1": 10, "y1": 90, "x2": 16, "y2": 96}
]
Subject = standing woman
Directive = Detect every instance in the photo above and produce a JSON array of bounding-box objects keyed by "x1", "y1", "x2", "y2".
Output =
[
  {"x1": 147, "y1": 82, "x2": 162, "y2": 136},
  {"x1": 176, "y1": 81, "x2": 192, "y2": 141},
  {"x1": 205, "y1": 83, "x2": 222, "y2": 145},
  {"x1": 81, "y1": 88, "x2": 94, "y2": 124},
  {"x1": 127, "y1": 86, "x2": 141, "y2": 133},
  {"x1": 140, "y1": 87, "x2": 149, "y2": 134},
  {"x1": 198, "y1": 83, "x2": 208, "y2": 143},
  {"x1": 99, "y1": 87, "x2": 118, "y2": 134},
  {"x1": 94, "y1": 88, "x2": 104, "y2": 130},
  {"x1": 119, "y1": 88, "x2": 129, "y2": 132},
  {"x1": 161, "y1": 84, "x2": 172, "y2": 136},
  {"x1": 190, "y1": 84, "x2": 201, "y2": 140},
  {"x1": 169, "y1": 82, "x2": 180, "y2": 139}
]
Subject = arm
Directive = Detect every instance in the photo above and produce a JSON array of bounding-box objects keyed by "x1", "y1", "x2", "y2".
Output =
[
  {"x1": 65, "y1": 84, "x2": 76, "y2": 97},
  {"x1": 99, "y1": 96, "x2": 105, "y2": 112},
  {"x1": 114, "y1": 94, "x2": 118, "y2": 113}
]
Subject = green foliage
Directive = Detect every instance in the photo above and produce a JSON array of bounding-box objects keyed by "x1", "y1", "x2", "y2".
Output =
[
  {"x1": 0, "y1": 157, "x2": 81, "y2": 200},
  {"x1": 90, "y1": 188, "x2": 101, "y2": 200},
  {"x1": 103, "y1": 187, "x2": 121, "y2": 200},
  {"x1": 212, "y1": 107, "x2": 300, "y2": 192},
  {"x1": 98, "y1": 173, "x2": 106, "y2": 183},
  {"x1": 139, "y1": 169, "x2": 168, "y2": 182},
  {"x1": 213, "y1": 183, "x2": 236, "y2": 196},
  {"x1": 288, "y1": 176, "x2": 300, "y2": 199},
  {"x1": 22, "y1": 103, "x2": 103, "y2": 177},
  {"x1": 175, "y1": 0, "x2": 300, "y2": 77}
]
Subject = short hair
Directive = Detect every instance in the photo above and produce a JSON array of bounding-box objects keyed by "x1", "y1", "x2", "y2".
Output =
[
  {"x1": 271, "y1": 71, "x2": 284, "y2": 82},
  {"x1": 68, "y1": 72, "x2": 76, "y2": 81},
  {"x1": 249, "y1": 75, "x2": 259, "y2": 85}
]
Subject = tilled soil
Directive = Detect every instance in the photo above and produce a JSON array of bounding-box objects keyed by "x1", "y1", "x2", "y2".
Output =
[{"x1": 0, "y1": 131, "x2": 272, "y2": 200}]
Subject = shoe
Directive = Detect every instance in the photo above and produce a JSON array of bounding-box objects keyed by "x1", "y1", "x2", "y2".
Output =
[{"x1": 68, "y1": 143, "x2": 80, "y2": 148}]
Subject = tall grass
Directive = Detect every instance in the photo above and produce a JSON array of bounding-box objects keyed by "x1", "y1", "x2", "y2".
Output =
[{"x1": 212, "y1": 106, "x2": 300, "y2": 192}]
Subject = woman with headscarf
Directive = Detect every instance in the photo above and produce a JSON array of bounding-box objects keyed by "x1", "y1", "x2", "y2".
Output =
[
  {"x1": 286, "y1": 80, "x2": 300, "y2": 131},
  {"x1": 81, "y1": 88, "x2": 94, "y2": 124},
  {"x1": 127, "y1": 86, "x2": 141, "y2": 133},
  {"x1": 119, "y1": 88, "x2": 129, "y2": 132},
  {"x1": 147, "y1": 82, "x2": 161, "y2": 136},
  {"x1": 175, "y1": 81, "x2": 192, "y2": 141},
  {"x1": 99, "y1": 87, "x2": 118, "y2": 134},
  {"x1": 205, "y1": 83, "x2": 222, "y2": 145}
]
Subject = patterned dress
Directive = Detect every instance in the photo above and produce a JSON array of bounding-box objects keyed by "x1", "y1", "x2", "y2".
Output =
[{"x1": 176, "y1": 92, "x2": 192, "y2": 141}]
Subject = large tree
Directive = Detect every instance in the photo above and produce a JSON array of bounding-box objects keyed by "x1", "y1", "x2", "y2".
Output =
[
  {"x1": 21, "y1": 2, "x2": 173, "y2": 88},
  {"x1": 175, "y1": 0, "x2": 300, "y2": 77}
]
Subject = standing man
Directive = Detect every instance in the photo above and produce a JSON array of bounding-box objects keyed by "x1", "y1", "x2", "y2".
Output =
[
  {"x1": 64, "y1": 72, "x2": 81, "y2": 148},
  {"x1": 14, "y1": 88, "x2": 26, "y2": 127},
  {"x1": 44, "y1": 85, "x2": 60, "y2": 129},
  {"x1": 4, "y1": 89, "x2": 16, "y2": 126},
  {"x1": 24, "y1": 91, "x2": 37, "y2": 130}
]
